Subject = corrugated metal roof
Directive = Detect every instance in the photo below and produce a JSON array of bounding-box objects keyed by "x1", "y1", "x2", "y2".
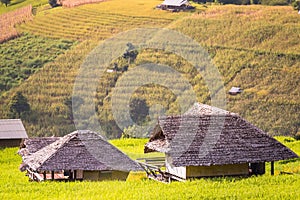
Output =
[
  {"x1": 0, "y1": 119, "x2": 28, "y2": 139},
  {"x1": 162, "y1": 0, "x2": 188, "y2": 6}
]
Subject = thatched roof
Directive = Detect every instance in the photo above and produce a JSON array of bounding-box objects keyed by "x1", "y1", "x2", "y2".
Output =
[
  {"x1": 18, "y1": 137, "x2": 60, "y2": 157},
  {"x1": 0, "y1": 119, "x2": 28, "y2": 139},
  {"x1": 21, "y1": 130, "x2": 141, "y2": 172},
  {"x1": 145, "y1": 103, "x2": 298, "y2": 167}
]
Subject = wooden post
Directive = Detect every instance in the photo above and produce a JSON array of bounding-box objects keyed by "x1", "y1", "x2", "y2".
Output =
[
  {"x1": 43, "y1": 171, "x2": 46, "y2": 180},
  {"x1": 271, "y1": 161, "x2": 274, "y2": 175},
  {"x1": 74, "y1": 170, "x2": 77, "y2": 180},
  {"x1": 51, "y1": 171, "x2": 55, "y2": 180},
  {"x1": 69, "y1": 170, "x2": 73, "y2": 180}
]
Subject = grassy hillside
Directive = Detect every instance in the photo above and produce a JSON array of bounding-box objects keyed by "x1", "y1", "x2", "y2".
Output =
[
  {"x1": 0, "y1": 0, "x2": 47, "y2": 14},
  {"x1": 0, "y1": 1, "x2": 299, "y2": 137},
  {"x1": 0, "y1": 33, "x2": 74, "y2": 94},
  {"x1": 0, "y1": 137, "x2": 299, "y2": 199}
]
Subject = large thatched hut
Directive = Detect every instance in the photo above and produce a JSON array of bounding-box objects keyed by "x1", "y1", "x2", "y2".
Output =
[
  {"x1": 19, "y1": 130, "x2": 141, "y2": 181},
  {"x1": 144, "y1": 103, "x2": 298, "y2": 179},
  {"x1": 0, "y1": 119, "x2": 28, "y2": 147}
]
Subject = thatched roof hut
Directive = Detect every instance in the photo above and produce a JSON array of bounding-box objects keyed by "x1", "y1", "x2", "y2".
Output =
[
  {"x1": 0, "y1": 119, "x2": 28, "y2": 147},
  {"x1": 20, "y1": 130, "x2": 141, "y2": 181},
  {"x1": 144, "y1": 103, "x2": 298, "y2": 179}
]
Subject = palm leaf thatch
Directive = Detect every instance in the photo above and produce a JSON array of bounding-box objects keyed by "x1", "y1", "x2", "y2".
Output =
[
  {"x1": 20, "y1": 130, "x2": 141, "y2": 172},
  {"x1": 145, "y1": 103, "x2": 298, "y2": 167}
]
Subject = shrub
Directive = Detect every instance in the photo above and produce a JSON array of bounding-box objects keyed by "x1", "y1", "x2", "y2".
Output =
[
  {"x1": 49, "y1": 0, "x2": 61, "y2": 7},
  {"x1": 260, "y1": 0, "x2": 289, "y2": 5},
  {"x1": 292, "y1": 0, "x2": 300, "y2": 10},
  {"x1": 295, "y1": 132, "x2": 300, "y2": 140}
]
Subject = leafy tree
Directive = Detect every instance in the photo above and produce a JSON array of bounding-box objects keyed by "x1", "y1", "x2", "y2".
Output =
[
  {"x1": 123, "y1": 43, "x2": 138, "y2": 64},
  {"x1": 49, "y1": 0, "x2": 61, "y2": 7},
  {"x1": 129, "y1": 98, "x2": 149, "y2": 125},
  {"x1": 121, "y1": 125, "x2": 148, "y2": 138},
  {"x1": 0, "y1": 0, "x2": 11, "y2": 7},
  {"x1": 292, "y1": 0, "x2": 300, "y2": 10},
  {"x1": 9, "y1": 92, "x2": 30, "y2": 118}
]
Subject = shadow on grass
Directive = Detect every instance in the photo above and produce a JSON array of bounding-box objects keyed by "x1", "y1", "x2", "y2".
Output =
[
  {"x1": 279, "y1": 158, "x2": 300, "y2": 164},
  {"x1": 9, "y1": 0, "x2": 27, "y2": 6}
]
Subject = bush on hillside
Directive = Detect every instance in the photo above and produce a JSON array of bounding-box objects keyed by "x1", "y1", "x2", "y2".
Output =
[
  {"x1": 218, "y1": 0, "x2": 251, "y2": 4},
  {"x1": 292, "y1": 0, "x2": 300, "y2": 10},
  {"x1": 260, "y1": 0, "x2": 289, "y2": 5},
  {"x1": 193, "y1": 0, "x2": 290, "y2": 5},
  {"x1": 295, "y1": 132, "x2": 300, "y2": 140},
  {"x1": 49, "y1": 0, "x2": 62, "y2": 7}
]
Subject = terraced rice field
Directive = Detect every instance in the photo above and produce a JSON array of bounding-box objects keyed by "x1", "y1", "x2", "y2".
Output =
[{"x1": 18, "y1": 0, "x2": 180, "y2": 40}]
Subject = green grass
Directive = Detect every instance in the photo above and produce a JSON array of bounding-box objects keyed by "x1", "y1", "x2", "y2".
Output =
[
  {"x1": 173, "y1": 5, "x2": 300, "y2": 54},
  {"x1": 0, "y1": 33, "x2": 74, "y2": 94},
  {"x1": 0, "y1": 0, "x2": 47, "y2": 14},
  {"x1": 0, "y1": 137, "x2": 299, "y2": 199}
]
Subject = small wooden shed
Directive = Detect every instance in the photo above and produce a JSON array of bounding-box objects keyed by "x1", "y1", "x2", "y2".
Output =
[
  {"x1": 228, "y1": 87, "x2": 242, "y2": 95},
  {"x1": 0, "y1": 119, "x2": 28, "y2": 147},
  {"x1": 156, "y1": 0, "x2": 194, "y2": 11},
  {"x1": 144, "y1": 103, "x2": 298, "y2": 179},
  {"x1": 19, "y1": 130, "x2": 141, "y2": 181}
]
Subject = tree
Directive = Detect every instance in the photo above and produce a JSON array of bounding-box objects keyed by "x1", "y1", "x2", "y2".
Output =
[
  {"x1": 129, "y1": 98, "x2": 149, "y2": 125},
  {"x1": 49, "y1": 0, "x2": 61, "y2": 7},
  {"x1": 9, "y1": 92, "x2": 30, "y2": 118},
  {"x1": 292, "y1": 0, "x2": 300, "y2": 11},
  {"x1": 123, "y1": 43, "x2": 138, "y2": 65},
  {"x1": 0, "y1": 0, "x2": 11, "y2": 7}
]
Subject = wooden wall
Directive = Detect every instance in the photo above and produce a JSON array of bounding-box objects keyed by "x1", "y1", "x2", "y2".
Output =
[
  {"x1": 0, "y1": 139, "x2": 22, "y2": 148},
  {"x1": 186, "y1": 163, "x2": 249, "y2": 178},
  {"x1": 83, "y1": 170, "x2": 129, "y2": 181}
]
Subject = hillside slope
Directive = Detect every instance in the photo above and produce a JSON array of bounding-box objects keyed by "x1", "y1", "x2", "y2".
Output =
[{"x1": 0, "y1": 2, "x2": 299, "y2": 137}]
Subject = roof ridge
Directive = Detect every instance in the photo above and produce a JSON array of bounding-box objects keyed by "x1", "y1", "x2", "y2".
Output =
[{"x1": 23, "y1": 131, "x2": 78, "y2": 171}]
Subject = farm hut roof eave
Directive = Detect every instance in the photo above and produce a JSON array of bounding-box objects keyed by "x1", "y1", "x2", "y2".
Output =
[
  {"x1": 0, "y1": 119, "x2": 28, "y2": 139},
  {"x1": 21, "y1": 130, "x2": 141, "y2": 172},
  {"x1": 161, "y1": 0, "x2": 189, "y2": 6},
  {"x1": 144, "y1": 103, "x2": 299, "y2": 167}
]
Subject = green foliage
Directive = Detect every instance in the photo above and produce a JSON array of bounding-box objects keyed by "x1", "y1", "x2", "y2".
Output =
[
  {"x1": 292, "y1": 0, "x2": 300, "y2": 10},
  {"x1": 0, "y1": 0, "x2": 10, "y2": 7},
  {"x1": 260, "y1": 0, "x2": 289, "y2": 5},
  {"x1": 295, "y1": 132, "x2": 300, "y2": 140},
  {"x1": 218, "y1": 0, "x2": 251, "y2": 5},
  {"x1": 0, "y1": 138, "x2": 300, "y2": 199},
  {"x1": 0, "y1": 33, "x2": 74, "y2": 94},
  {"x1": 0, "y1": 0, "x2": 48, "y2": 14},
  {"x1": 121, "y1": 125, "x2": 149, "y2": 139},
  {"x1": 48, "y1": 0, "x2": 60, "y2": 7},
  {"x1": 8, "y1": 91, "x2": 30, "y2": 118}
]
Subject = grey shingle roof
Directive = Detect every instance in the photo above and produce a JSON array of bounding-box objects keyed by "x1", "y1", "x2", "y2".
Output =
[
  {"x1": 145, "y1": 103, "x2": 299, "y2": 167},
  {"x1": 21, "y1": 130, "x2": 141, "y2": 172},
  {"x1": 0, "y1": 119, "x2": 28, "y2": 139}
]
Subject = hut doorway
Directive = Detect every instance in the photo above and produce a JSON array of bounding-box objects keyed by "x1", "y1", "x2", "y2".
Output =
[{"x1": 249, "y1": 162, "x2": 265, "y2": 175}]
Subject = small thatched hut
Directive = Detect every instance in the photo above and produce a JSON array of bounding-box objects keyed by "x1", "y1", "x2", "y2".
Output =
[
  {"x1": 0, "y1": 119, "x2": 28, "y2": 147},
  {"x1": 144, "y1": 103, "x2": 298, "y2": 179},
  {"x1": 19, "y1": 130, "x2": 141, "y2": 181}
]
